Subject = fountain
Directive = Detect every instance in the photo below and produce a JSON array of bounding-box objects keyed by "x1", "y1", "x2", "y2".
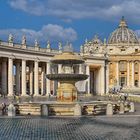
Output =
[
  {"x1": 11, "y1": 45, "x2": 111, "y2": 116},
  {"x1": 46, "y1": 45, "x2": 88, "y2": 102}
]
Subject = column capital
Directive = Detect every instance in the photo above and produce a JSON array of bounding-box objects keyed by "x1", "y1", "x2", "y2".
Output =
[
  {"x1": 34, "y1": 60, "x2": 40, "y2": 63},
  {"x1": 22, "y1": 59, "x2": 27, "y2": 61},
  {"x1": 8, "y1": 56, "x2": 14, "y2": 59}
]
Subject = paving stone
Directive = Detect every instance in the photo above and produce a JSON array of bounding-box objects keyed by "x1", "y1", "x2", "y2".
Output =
[{"x1": 0, "y1": 116, "x2": 139, "y2": 140}]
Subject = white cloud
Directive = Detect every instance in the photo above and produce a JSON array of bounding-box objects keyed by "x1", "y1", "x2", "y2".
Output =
[
  {"x1": 0, "y1": 24, "x2": 77, "y2": 45},
  {"x1": 8, "y1": 0, "x2": 140, "y2": 23}
]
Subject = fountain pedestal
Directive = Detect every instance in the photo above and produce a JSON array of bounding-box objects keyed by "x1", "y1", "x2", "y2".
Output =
[{"x1": 57, "y1": 82, "x2": 77, "y2": 102}]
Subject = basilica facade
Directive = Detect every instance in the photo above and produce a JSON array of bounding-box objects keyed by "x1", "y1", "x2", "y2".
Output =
[
  {"x1": 81, "y1": 17, "x2": 140, "y2": 93},
  {"x1": 0, "y1": 17, "x2": 139, "y2": 97}
]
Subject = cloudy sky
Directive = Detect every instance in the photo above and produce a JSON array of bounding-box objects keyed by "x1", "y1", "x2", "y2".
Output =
[{"x1": 0, "y1": 0, "x2": 140, "y2": 51}]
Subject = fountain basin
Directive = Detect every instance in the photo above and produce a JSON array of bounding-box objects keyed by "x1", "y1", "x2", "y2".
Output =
[{"x1": 46, "y1": 74, "x2": 88, "y2": 81}]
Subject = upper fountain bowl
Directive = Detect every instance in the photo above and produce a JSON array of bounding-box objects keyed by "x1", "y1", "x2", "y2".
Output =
[{"x1": 51, "y1": 52, "x2": 84, "y2": 64}]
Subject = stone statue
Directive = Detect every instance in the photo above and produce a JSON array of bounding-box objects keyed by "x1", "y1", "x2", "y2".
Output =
[
  {"x1": 35, "y1": 39, "x2": 39, "y2": 47},
  {"x1": 47, "y1": 40, "x2": 51, "y2": 49},
  {"x1": 22, "y1": 35, "x2": 26, "y2": 45},
  {"x1": 80, "y1": 45, "x2": 84, "y2": 53},
  {"x1": 85, "y1": 38, "x2": 88, "y2": 43},
  {"x1": 8, "y1": 34, "x2": 13, "y2": 43},
  {"x1": 58, "y1": 42, "x2": 62, "y2": 51},
  {"x1": 104, "y1": 38, "x2": 106, "y2": 45}
]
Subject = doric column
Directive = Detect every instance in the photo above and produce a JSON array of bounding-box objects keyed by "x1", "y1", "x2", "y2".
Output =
[
  {"x1": 58, "y1": 64, "x2": 62, "y2": 74},
  {"x1": 132, "y1": 61, "x2": 134, "y2": 87},
  {"x1": 116, "y1": 61, "x2": 119, "y2": 86},
  {"x1": 100, "y1": 65, "x2": 105, "y2": 95},
  {"x1": 15, "y1": 61, "x2": 20, "y2": 95},
  {"x1": 86, "y1": 64, "x2": 90, "y2": 94},
  {"x1": 2, "y1": 59, "x2": 7, "y2": 96},
  {"x1": 106, "y1": 64, "x2": 109, "y2": 94},
  {"x1": 41, "y1": 65, "x2": 45, "y2": 95},
  {"x1": 46, "y1": 62, "x2": 51, "y2": 96},
  {"x1": 34, "y1": 60, "x2": 39, "y2": 96},
  {"x1": 21, "y1": 59, "x2": 27, "y2": 96},
  {"x1": 58, "y1": 64, "x2": 62, "y2": 87},
  {"x1": 8, "y1": 58, "x2": 13, "y2": 96},
  {"x1": 127, "y1": 62, "x2": 130, "y2": 87},
  {"x1": 79, "y1": 64, "x2": 82, "y2": 74},
  {"x1": 29, "y1": 63, "x2": 33, "y2": 95}
]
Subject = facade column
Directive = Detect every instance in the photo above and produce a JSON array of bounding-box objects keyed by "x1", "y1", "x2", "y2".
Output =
[
  {"x1": 86, "y1": 64, "x2": 90, "y2": 94},
  {"x1": 2, "y1": 59, "x2": 7, "y2": 96},
  {"x1": 116, "y1": 61, "x2": 119, "y2": 86},
  {"x1": 139, "y1": 62, "x2": 140, "y2": 87},
  {"x1": 46, "y1": 62, "x2": 51, "y2": 96},
  {"x1": 95, "y1": 69, "x2": 100, "y2": 94},
  {"x1": 58, "y1": 64, "x2": 62, "y2": 87},
  {"x1": 132, "y1": 61, "x2": 134, "y2": 87},
  {"x1": 34, "y1": 60, "x2": 39, "y2": 96},
  {"x1": 15, "y1": 61, "x2": 20, "y2": 95},
  {"x1": 106, "y1": 64, "x2": 109, "y2": 94},
  {"x1": 8, "y1": 58, "x2": 13, "y2": 96},
  {"x1": 29, "y1": 63, "x2": 33, "y2": 95},
  {"x1": 21, "y1": 59, "x2": 27, "y2": 96},
  {"x1": 41, "y1": 65, "x2": 45, "y2": 95},
  {"x1": 100, "y1": 65, "x2": 105, "y2": 95},
  {"x1": 127, "y1": 62, "x2": 130, "y2": 87}
]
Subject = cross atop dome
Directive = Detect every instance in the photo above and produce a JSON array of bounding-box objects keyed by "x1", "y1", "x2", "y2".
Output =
[{"x1": 119, "y1": 16, "x2": 128, "y2": 28}]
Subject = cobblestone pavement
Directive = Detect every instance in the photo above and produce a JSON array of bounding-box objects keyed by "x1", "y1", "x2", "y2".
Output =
[{"x1": 0, "y1": 116, "x2": 139, "y2": 140}]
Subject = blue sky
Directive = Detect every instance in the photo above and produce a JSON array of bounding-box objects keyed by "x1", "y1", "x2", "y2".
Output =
[{"x1": 0, "y1": 0, "x2": 140, "y2": 51}]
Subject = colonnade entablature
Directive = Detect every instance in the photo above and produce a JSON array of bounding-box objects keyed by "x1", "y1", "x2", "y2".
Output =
[{"x1": 0, "y1": 34, "x2": 64, "y2": 54}]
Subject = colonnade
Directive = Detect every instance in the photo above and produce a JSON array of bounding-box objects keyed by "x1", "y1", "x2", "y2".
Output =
[
  {"x1": 0, "y1": 57, "x2": 51, "y2": 96},
  {"x1": 0, "y1": 57, "x2": 106, "y2": 96}
]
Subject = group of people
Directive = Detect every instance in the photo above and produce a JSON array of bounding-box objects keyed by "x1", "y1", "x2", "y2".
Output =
[{"x1": 109, "y1": 86, "x2": 122, "y2": 94}]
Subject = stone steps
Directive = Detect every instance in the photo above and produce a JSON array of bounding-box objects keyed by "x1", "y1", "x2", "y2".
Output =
[
  {"x1": 48, "y1": 105, "x2": 74, "y2": 116},
  {"x1": 15, "y1": 103, "x2": 41, "y2": 116},
  {"x1": 82, "y1": 104, "x2": 107, "y2": 115}
]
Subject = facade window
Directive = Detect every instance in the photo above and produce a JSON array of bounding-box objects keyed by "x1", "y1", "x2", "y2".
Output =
[
  {"x1": 135, "y1": 63, "x2": 139, "y2": 72},
  {"x1": 119, "y1": 61, "x2": 127, "y2": 71},
  {"x1": 135, "y1": 49, "x2": 138, "y2": 52},
  {"x1": 135, "y1": 80, "x2": 138, "y2": 87},
  {"x1": 110, "y1": 49, "x2": 113, "y2": 52},
  {"x1": 110, "y1": 63, "x2": 112, "y2": 67},
  {"x1": 119, "y1": 77, "x2": 126, "y2": 87},
  {"x1": 121, "y1": 49, "x2": 125, "y2": 52}
]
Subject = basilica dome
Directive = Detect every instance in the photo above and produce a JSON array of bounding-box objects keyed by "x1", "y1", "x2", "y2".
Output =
[{"x1": 108, "y1": 17, "x2": 139, "y2": 44}]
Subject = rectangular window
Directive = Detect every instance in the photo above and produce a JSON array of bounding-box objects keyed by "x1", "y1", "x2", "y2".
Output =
[
  {"x1": 119, "y1": 61, "x2": 127, "y2": 71},
  {"x1": 110, "y1": 49, "x2": 113, "y2": 52},
  {"x1": 121, "y1": 49, "x2": 125, "y2": 52},
  {"x1": 119, "y1": 77, "x2": 126, "y2": 87}
]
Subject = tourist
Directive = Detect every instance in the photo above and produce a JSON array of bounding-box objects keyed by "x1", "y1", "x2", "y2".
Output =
[
  {"x1": 93, "y1": 105, "x2": 97, "y2": 116},
  {"x1": 124, "y1": 93, "x2": 128, "y2": 101},
  {"x1": 2, "y1": 103, "x2": 6, "y2": 115}
]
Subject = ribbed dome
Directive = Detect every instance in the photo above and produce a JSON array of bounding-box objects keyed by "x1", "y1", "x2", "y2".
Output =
[{"x1": 108, "y1": 17, "x2": 139, "y2": 44}]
